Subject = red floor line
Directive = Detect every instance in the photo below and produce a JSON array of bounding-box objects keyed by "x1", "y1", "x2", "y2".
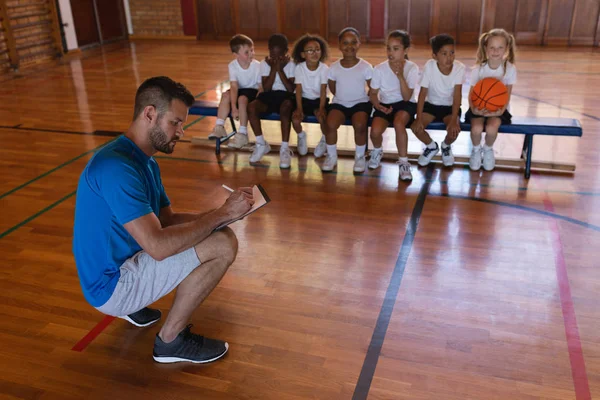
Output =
[
  {"x1": 542, "y1": 195, "x2": 592, "y2": 400},
  {"x1": 71, "y1": 316, "x2": 116, "y2": 352}
]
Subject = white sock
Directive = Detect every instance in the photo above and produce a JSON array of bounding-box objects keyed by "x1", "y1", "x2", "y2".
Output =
[
  {"x1": 441, "y1": 141, "x2": 450, "y2": 148},
  {"x1": 281, "y1": 141, "x2": 289, "y2": 150},
  {"x1": 216, "y1": 118, "x2": 225, "y2": 126},
  {"x1": 239, "y1": 126, "x2": 248, "y2": 134},
  {"x1": 298, "y1": 131, "x2": 306, "y2": 137},
  {"x1": 373, "y1": 146, "x2": 383, "y2": 152},
  {"x1": 326, "y1": 144, "x2": 337, "y2": 157},
  {"x1": 483, "y1": 144, "x2": 493, "y2": 151},
  {"x1": 256, "y1": 135, "x2": 266, "y2": 145},
  {"x1": 355, "y1": 144, "x2": 366, "y2": 158},
  {"x1": 399, "y1": 156, "x2": 408, "y2": 163},
  {"x1": 427, "y1": 141, "x2": 437, "y2": 149}
]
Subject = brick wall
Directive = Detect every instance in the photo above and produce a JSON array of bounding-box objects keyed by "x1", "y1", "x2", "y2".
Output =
[
  {"x1": 129, "y1": 0, "x2": 184, "y2": 37},
  {"x1": 1, "y1": 0, "x2": 61, "y2": 76}
]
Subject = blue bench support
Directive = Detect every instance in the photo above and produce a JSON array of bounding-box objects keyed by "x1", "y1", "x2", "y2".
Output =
[{"x1": 189, "y1": 100, "x2": 582, "y2": 179}]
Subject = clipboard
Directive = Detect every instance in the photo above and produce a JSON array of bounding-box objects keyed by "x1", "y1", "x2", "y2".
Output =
[{"x1": 215, "y1": 184, "x2": 271, "y2": 230}]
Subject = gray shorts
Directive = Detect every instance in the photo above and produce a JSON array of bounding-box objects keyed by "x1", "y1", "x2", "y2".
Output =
[{"x1": 96, "y1": 247, "x2": 200, "y2": 317}]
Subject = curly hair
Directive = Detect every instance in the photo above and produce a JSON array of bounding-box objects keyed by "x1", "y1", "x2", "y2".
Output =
[
  {"x1": 430, "y1": 33, "x2": 455, "y2": 54},
  {"x1": 291, "y1": 33, "x2": 329, "y2": 64}
]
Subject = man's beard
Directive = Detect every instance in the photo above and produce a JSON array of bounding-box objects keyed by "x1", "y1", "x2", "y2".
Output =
[{"x1": 149, "y1": 124, "x2": 175, "y2": 154}]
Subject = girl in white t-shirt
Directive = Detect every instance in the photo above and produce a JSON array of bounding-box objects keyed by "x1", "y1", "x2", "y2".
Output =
[
  {"x1": 466, "y1": 28, "x2": 517, "y2": 171},
  {"x1": 411, "y1": 34, "x2": 465, "y2": 168},
  {"x1": 369, "y1": 30, "x2": 419, "y2": 181},
  {"x1": 322, "y1": 27, "x2": 373, "y2": 172},
  {"x1": 290, "y1": 34, "x2": 330, "y2": 161}
]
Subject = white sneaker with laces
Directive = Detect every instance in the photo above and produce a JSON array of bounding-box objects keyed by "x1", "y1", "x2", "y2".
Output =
[
  {"x1": 249, "y1": 141, "x2": 271, "y2": 163},
  {"x1": 353, "y1": 154, "x2": 366, "y2": 173},
  {"x1": 482, "y1": 147, "x2": 495, "y2": 171},
  {"x1": 321, "y1": 154, "x2": 337, "y2": 171},
  {"x1": 469, "y1": 148, "x2": 482, "y2": 170},
  {"x1": 208, "y1": 125, "x2": 226, "y2": 139},
  {"x1": 398, "y1": 161, "x2": 413, "y2": 181},
  {"x1": 297, "y1": 133, "x2": 308, "y2": 156},
  {"x1": 279, "y1": 148, "x2": 293, "y2": 169},
  {"x1": 227, "y1": 133, "x2": 249, "y2": 149},
  {"x1": 418, "y1": 142, "x2": 439, "y2": 166},
  {"x1": 441, "y1": 144, "x2": 454, "y2": 167},
  {"x1": 368, "y1": 148, "x2": 383, "y2": 170},
  {"x1": 314, "y1": 136, "x2": 327, "y2": 158}
]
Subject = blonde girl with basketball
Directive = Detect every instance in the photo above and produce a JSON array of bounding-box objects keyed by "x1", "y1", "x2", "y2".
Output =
[{"x1": 467, "y1": 28, "x2": 517, "y2": 171}]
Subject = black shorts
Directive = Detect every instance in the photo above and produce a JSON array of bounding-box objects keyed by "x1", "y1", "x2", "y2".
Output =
[
  {"x1": 255, "y1": 90, "x2": 295, "y2": 114},
  {"x1": 236, "y1": 88, "x2": 258, "y2": 105},
  {"x1": 328, "y1": 102, "x2": 372, "y2": 120},
  {"x1": 464, "y1": 108, "x2": 512, "y2": 125},
  {"x1": 299, "y1": 97, "x2": 329, "y2": 116},
  {"x1": 372, "y1": 101, "x2": 417, "y2": 126},
  {"x1": 423, "y1": 102, "x2": 462, "y2": 122}
]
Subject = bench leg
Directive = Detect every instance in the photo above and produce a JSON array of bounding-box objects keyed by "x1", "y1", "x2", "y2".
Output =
[{"x1": 524, "y1": 134, "x2": 533, "y2": 179}]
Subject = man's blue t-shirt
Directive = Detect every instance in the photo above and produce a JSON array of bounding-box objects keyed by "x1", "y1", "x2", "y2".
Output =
[{"x1": 73, "y1": 135, "x2": 170, "y2": 307}]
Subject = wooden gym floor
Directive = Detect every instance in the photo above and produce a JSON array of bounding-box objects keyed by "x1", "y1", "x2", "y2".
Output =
[{"x1": 0, "y1": 40, "x2": 599, "y2": 399}]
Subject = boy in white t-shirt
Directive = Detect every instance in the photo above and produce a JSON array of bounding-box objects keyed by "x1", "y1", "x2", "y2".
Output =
[
  {"x1": 411, "y1": 34, "x2": 465, "y2": 167},
  {"x1": 247, "y1": 34, "x2": 296, "y2": 164},
  {"x1": 209, "y1": 35, "x2": 261, "y2": 144}
]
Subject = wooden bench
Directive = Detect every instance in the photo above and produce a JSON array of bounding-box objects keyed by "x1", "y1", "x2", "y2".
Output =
[{"x1": 189, "y1": 99, "x2": 583, "y2": 179}]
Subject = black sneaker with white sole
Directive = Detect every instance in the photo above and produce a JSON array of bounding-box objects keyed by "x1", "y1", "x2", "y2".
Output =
[
  {"x1": 153, "y1": 324, "x2": 229, "y2": 364},
  {"x1": 120, "y1": 307, "x2": 161, "y2": 327}
]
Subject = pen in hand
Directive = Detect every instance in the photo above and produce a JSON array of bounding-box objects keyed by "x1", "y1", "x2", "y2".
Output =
[{"x1": 222, "y1": 184, "x2": 234, "y2": 193}]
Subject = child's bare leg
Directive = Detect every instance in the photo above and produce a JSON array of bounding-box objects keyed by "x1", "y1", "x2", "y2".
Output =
[
  {"x1": 470, "y1": 117, "x2": 484, "y2": 146},
  {"x1": 248, "y1": 100, "x2": 268, "y2": 137},
  {"x1": 369, "y1": 117, "x2": 388, "y2": 149},
  {"x1": 325, "y1": 109, "x2": 345, "y2": 145},
  {"x1": 238, "y1": 96, "x2": 249, "y2": 128},
  {"x1": 279, "y1": 99, "x2": 294, "y2": 143},
  {"x1": 217, "y1": 90, "x2": 231, "y2": 120},
  {"x1": 484, "y1": 117, "x2": 501, "y2": 146},
  {"x1": 393, "y1": 112, "x2": 411, "y2": 157},
  {"x1": 442, "y1": 114, "x2": 460, "y2": 145},
  {"x1": 412, "y1": 113, "x2": 436, "y2": 145}
]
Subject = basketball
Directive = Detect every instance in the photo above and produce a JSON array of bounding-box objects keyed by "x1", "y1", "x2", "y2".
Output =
[{"x1": 470, "y1": 77, "x2": 509, "y2": 112}]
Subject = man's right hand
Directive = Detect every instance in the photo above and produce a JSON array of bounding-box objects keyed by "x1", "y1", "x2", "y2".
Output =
[{"x1": 222, "y1": 187, "x2": 254, "y2": 220}]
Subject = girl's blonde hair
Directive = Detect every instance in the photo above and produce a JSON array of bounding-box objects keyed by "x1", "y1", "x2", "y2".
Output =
[{"x1": 476, "y1": 28, "x2": 516, "y2": 71}]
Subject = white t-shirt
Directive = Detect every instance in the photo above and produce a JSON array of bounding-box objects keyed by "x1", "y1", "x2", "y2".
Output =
[
  {"x1": 419, "y1": 59, "x2": 466, "y2": 106},
  {"x1": 294, "y1": 62, "x2": 329, "y2": 100},
  {"x1": 328, "y1": 58, "x2": 373, "y2": 108},
  {"x1": 228, "y1": 59, "x2": 261, "y2": 89},
  {"x1": 260, "y1": 60, "x2": 296, "y2": 92},
  {"x1": 371, "y1": 60, "x2": 420, "y2": 104},
  {"x1": 469, "y1": 61, "x2": 517, "y2": 87}
]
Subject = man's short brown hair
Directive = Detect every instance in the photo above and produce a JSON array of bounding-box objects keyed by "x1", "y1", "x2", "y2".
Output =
[{"x1": 230, "y1": 34, "x2": 253, "y2": 53}]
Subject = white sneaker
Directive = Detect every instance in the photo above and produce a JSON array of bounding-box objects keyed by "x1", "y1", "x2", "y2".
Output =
[
  {"x1": 321, "y1": 154, "x2": 337, "y2": 171},
  {"x1": 227, "y1": 133, "x2": 249, "y2": 149},
  {"x1": 418, "y1": 142, "x2": 439, "y2": 166},
  {"x1": 368, "y1": 148, "x2": 383, "y2": 170},
  {"x1": 297, "y1": 133, "x2": 308, "y2": 156},
  {"x1": 249, "y1": 141, "x2": 271, "y2": 163},
  {"x1": 314, "y1": 136, "x2": 327, "y2": 158},
  {"x1": 354, "y1": 154, "x2": 366, "y2": 173},
  {"x1": 208, "y1": 125, "x2": 226, "y2": 139},
  {"x1": 398, "y1": 161, "x2": 413, "y2": 181},
  {"x1": 469, "y1": 147, "x2": 482, "y2": 170},
  {"x1": 441, "y1": 144, "x2": 454, "y2": 167},
  {"x1": 482, "y1": 147, "x2": 495, "y2": 171},
  {"x1": 279, "y1": 148, "x2": 293, "y2": 169}
]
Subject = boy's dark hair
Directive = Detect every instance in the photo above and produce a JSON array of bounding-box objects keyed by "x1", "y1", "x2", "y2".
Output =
[
  {"x1": 291, "y1": 33, "x2": 329, "y2": 64},
  {"x1": 229, "y1": 34, "x2": 253, "y2": 53},
  {"x1": 133, "y1": 76, "x2": 194, "y2": 121},
  {"x1": 268, "y1": 33, "x2": 289, "y2": 50},
  {"x1": 387, "y1": 30, "x2": 411, "y2": 60},
  {"x1": 430, "y1": 33, "x2": 455, "y2": 54},
  {"x1": 338, "y1": 27, "x2": 360, "y2": 41}
]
